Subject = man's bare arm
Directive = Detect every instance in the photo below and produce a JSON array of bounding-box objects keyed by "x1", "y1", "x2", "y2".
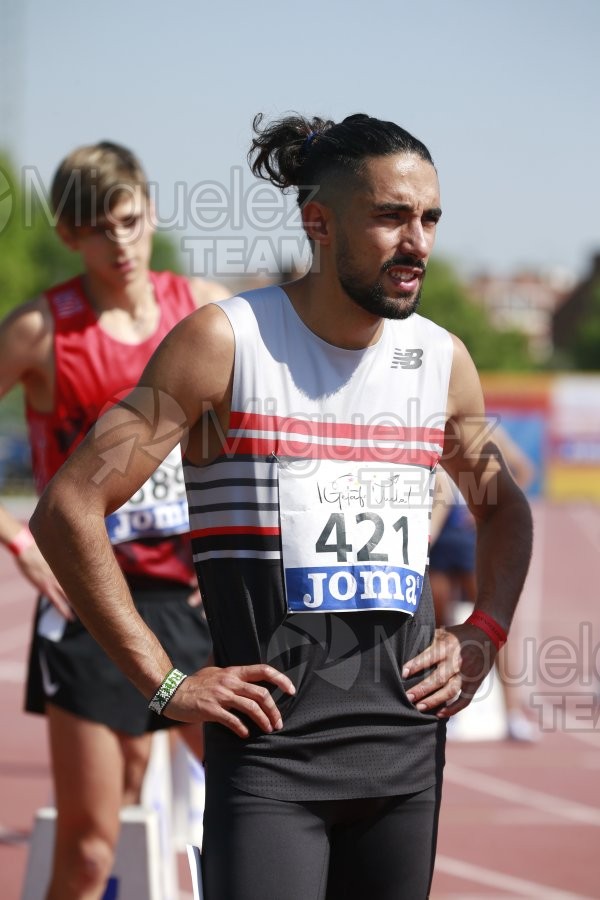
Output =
[
  {"x1": 30, "y1": 304, "x2": 295, "y2": 735},
  {"x1": 0, "y1": 300, "x2": 70, "y2": 613},
  {"x1": 403, "y1": 336, "x2": 533, "y2": 716}
]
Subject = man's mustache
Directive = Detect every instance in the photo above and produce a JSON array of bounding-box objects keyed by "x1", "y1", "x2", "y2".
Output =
[{"x1": 381, "y1": 256, "x2": 426, "y2": 273}]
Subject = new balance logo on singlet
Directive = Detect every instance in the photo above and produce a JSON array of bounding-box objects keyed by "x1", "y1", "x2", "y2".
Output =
[{"x1": 391, "y1": 349, "x2": 423, "y2": 370}]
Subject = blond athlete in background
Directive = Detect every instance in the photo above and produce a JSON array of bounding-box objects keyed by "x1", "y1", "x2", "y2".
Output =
[{"x1": 0, "y1": 141, "x2": 228, "y2": 899}]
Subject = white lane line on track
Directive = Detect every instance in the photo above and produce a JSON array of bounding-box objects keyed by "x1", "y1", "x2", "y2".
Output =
[
  {"x1": 489, "y1": 807, "x2": 596, "y2": 825},
  {"x1": 0, "y1": 660, "x2": 26, "y2": 682},
  {"x1": 435, "y1": 895, "x2": 537, "y2": 900},
  {"x1": 435, "y1": 854, "x2": 596, "y2": 899},
  {"x1": 435, "y1": 895, "x2": 522, "y2": 900},
  {"x1": 445, "y1": 762, "x2": 600, "y2": 826}
]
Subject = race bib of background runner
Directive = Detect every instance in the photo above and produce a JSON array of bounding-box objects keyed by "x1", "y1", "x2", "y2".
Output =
[
  {"x1": 105, "y1": 447, "x2": 189, "y2": 544},
  {"x1": 279, "y1": 459, "x2": 432, "y2": 614}
]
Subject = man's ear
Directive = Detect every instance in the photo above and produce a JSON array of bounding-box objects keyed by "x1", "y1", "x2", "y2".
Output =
[
  {"x1": 56, "y1": 220, "x2": 79, "y2": 251},
  {"x1": 301, "y1": 200, "x2": 332, "y2": 246}
]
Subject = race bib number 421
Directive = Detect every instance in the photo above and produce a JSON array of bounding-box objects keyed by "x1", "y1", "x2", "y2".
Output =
[{"x1": 279, "y1": 459, "x2": 432, "y2": 615}]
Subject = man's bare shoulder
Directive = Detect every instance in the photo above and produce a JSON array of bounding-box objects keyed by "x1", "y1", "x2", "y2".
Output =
[
  {"x1": 140, "y1": 302, "x2": 235, "y2": 428},
  {"x1": 0, "y1": 295, "x2": 54, "y2": 396},
  {"x1": 0, "y1": 295, "x2": 53, "y2": 359},
  {"x1": 446, "y1": 332, "x2": 485, "y2": 420},
  {"x1": 186, "y1": 276, "x2": 232, "y2": 308},
  {"x1": 2, "y1": 294, "x2": 51, "y2": 332},
  {"x1": 168, "y1": 298, "x2": 234, "y2": 343},
  {"x1": 149, "y1": 301, "x2": 234, "y2": 386}
]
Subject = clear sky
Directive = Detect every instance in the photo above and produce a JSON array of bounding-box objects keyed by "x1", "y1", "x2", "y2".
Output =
[{"x1": 2, "y1": 0, "x2": 599, "y2": 281}]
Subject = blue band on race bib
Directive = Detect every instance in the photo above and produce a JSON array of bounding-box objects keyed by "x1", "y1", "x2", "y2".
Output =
[
  {"x1": 105, "y1": 447, "x2": 190, "y2": 545},
  {"x1": 106, "y1": 497, "x2": 189, "y2": 544},
  {"x1": 286, "y1": 564, "x2": 423, "y2": 613}
]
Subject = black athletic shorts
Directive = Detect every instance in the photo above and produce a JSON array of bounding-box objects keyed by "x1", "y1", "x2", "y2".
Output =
[
  {"x1": 24, "y1": 583, "x2": 212, "y2": 736},
  {"x1": 201, "y1": 780, "x2": 442, "y2": 900}
]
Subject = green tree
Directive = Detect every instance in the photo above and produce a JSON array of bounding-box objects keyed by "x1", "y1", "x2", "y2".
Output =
[
  {"x1": 570, "y1": 285, "x2": 600, "y2": 371},
  {"x1": 150, "y1": 230, "x2": 183, "y2": 273},
  {"x1": 421, "y1": 258, "x2": 532, "y2": 370}
]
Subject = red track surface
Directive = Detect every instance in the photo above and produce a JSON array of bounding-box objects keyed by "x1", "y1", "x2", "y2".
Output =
[{"x1": 1, "y1": 499, "x2": 599, "y2": 899}]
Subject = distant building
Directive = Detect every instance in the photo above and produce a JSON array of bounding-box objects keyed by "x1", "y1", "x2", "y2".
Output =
[
  {"x1": 552, "y1": 252, "x2": 600, "y2": 355},
  {"x1": 468, "y1": 270, "x2": 573, "y2": 362}
]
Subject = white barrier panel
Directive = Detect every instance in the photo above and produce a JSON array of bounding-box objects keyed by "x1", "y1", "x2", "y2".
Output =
[
  {"x1": 186, "y1": 844, "x2": 204, "y2": 900},
  {"x1": 22, "y1": 732, "x2": 181, "y2": 900},
  {"x1": 21, "y1": 806, "x2": 163, "y2": 900},
  {"x1": 447, "y1": 666, "x2": 507, "y2": 741},
  {"x1": 447, "y1": 602, "x2": 508, "y2": 741},
  {"x1": 171, "y1": 740, "x2": 205, "y2": 852},
  {"x1": 140, "y1": 731, "x2": 179, "y2": 900}
]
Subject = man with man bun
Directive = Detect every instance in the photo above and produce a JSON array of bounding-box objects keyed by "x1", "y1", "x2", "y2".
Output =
[{"x1": 32, "y1": 114, "x2": 532, "y2": 899}]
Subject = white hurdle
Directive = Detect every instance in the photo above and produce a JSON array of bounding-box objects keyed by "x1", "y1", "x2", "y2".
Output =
[
  {"x1": 21, "y1": 805, "x2": 164, "y2": 900},
  {"x1": 170, "y1": 738, "x2": 205, "y2": 852},
  {"x1": 21, "y1": 731, "x2": 183, "y2": 900},
  {"x1": 446, "y1": 602, "x2": 508, "y2": 742}
]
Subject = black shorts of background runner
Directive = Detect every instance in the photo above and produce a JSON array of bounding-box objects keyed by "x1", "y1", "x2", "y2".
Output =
[
  {"x1": 201, "y1": 779, "x2": 442, "y2": 900},
  {"x1": 25, "y1": 583, "x2": 212, "y2": 735}
]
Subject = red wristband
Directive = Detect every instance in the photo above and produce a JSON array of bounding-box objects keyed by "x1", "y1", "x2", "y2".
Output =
[
  {"x1": 466, "y1": 610, "x2": 508, "y2": 650},
  {"x1": 7, "y1": 526, "x2": 35, "y2": 558}
]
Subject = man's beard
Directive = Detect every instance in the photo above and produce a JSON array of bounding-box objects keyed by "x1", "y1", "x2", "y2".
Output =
[{"x1": 336, "y1": 249, "x2": 425, "y2": 320}]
